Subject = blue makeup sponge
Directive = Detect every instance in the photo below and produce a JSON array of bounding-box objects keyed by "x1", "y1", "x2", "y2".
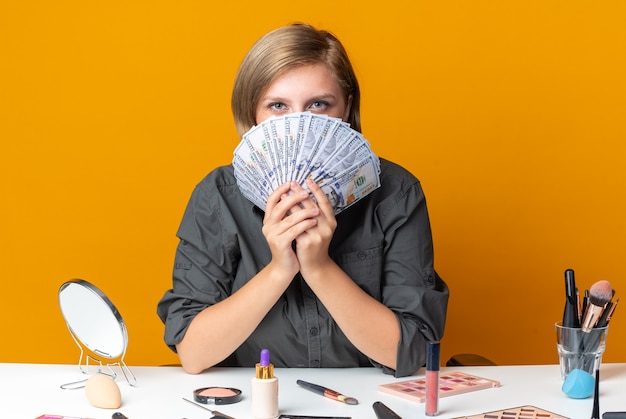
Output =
[{"x1": 561, "y1": 369, "x2": 595, "y2": 399}]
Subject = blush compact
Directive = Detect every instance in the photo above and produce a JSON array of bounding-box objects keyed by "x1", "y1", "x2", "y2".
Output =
[{"x1": 193, "y1": 387, "x2": 243, "y2": 405}]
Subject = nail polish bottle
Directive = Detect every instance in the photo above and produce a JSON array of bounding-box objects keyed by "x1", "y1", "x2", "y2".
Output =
[{"x1": 251, "y1": 348, "x2": 279, "y2": 419}]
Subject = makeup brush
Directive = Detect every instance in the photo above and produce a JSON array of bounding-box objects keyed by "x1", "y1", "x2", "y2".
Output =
[
  {"x1": 582, "y1": 280, "x2": 613, "y2": 332},
  {"x1": 596, "y1": 301, "x2": 614, "y2": 329},
  {"x1": 582, "y1": 289, "x2": 590, "y2": 324},
  {"x1": 591, "y1": 369, "x2": 600, "y2": 419},
  {"x1": 592, "y1": 297, "x2": 618, "y2": 335}
]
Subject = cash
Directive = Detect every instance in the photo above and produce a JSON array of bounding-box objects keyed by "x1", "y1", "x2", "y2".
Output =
[{"x1": 233, "y1": 112, "x2": 381, "y2": 214}]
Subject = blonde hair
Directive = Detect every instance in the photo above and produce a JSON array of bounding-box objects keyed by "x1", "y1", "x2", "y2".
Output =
[{"x1": 231, "y1": 23, "x2": 361, "y2": 137}]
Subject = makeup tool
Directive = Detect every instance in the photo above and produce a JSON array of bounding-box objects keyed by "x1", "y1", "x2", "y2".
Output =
[
  {"x1": 598, "y1": 298, "x2": 619, "y2": 328},
  {"x1": 603, "y1": 413, "x2": 626, "y2": 419},
  {"x1": 84, "y1": 373, "x2": 122, "y2": 409},
  {"x1": 561, "y1": 368, "x2": 594, "y2": 399},
  {"x1": 425, "y1": 341, "x2": 440, "y2": 416},
  {"x1": 563, "y1": 269, "x2": 580, "y2": 328},
  {"x1": 251, "y1": 348, "x2": 279, "y2": 419},
  {"x1": 582, "y1": 280, "x2": 613, "y2": 332},
  {"x1": 296, "y1": 379, "x2": 358, "y2": 405},
  {"x1": 373, "y1": 401, "x2": 402, "y2": 419},
  {"x1": 182, "y1": 397, "x2": 236, "y2": 419},
  {"x1": 112, "y1": 414, "x2": 129, "y2": 419},
  {"x1": 577, "y1": 288, "x2": 582, "y2": 323},
  {"x1": 379, "y1": 371, "x2": 501, "y2": 403},
  {"x1": 597, "y1": 301, "x2": 614, "y2": 328},
  {"x1": 582, "y1": 289, "x2": 590, "y2": 322},
  {"x1": 193, "y1": 386, "x2": 242, "y2": 405},
  {"x1": 455, "y1": 405, "x2": 568, "y2": 418},
  {"x1": 36, "y1": 416, "x2": 95, "y2": 419},
  {"x1": 278, "y1": 416, "x2": 350, "y2": 419},
  {"x1": 591, "y1": 368, "x2": 601, "y2": 419}
]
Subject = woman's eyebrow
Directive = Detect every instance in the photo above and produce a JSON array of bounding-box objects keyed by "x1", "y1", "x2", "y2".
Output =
[{"x1": 260, "y1": 93, "x2": 338, "y2": 102}]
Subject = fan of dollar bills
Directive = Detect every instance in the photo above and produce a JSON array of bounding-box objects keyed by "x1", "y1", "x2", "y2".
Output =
[{"x1": 233, "y1": 112, "x2": 381, "y2": 214}]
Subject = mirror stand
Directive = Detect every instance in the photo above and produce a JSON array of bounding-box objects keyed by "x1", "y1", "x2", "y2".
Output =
[
  {"x1": 58, "y1": 279, "x2": 138, "y2": 389},
  {"x1": 60, "y1": 328, "x2": 137, "y2": 389}
]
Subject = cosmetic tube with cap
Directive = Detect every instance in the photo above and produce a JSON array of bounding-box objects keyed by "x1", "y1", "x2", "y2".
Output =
[
  {"x1": 425, "y1": 341, "x2": 440, "y2": 416},
  {"x1": 251, "y1": 349, "x2": 279, "y2": 419}
]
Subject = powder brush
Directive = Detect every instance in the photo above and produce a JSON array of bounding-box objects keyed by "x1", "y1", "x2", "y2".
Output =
[{"x1": 582, "y1": 280, "x2": 613, "y2": 332}]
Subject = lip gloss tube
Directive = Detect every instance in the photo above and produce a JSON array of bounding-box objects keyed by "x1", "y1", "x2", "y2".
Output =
[{"x1": 425, "y1": 341, "x2": 440, "y2": 416}]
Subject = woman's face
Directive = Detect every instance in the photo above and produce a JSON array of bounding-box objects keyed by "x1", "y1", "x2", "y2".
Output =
[{"x1": 255, "y1": 62, "x2": 351, "y2": 124}]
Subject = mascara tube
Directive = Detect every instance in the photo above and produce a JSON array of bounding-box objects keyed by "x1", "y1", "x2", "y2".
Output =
[
  {"x1": 425, "y1": 341, "x2": 440, "y2": 416},
  {"x1": 251, "y1": 349, "x2": 279, "y2": 419}
]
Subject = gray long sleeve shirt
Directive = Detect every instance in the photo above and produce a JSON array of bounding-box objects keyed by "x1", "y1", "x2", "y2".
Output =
[{"x1": 157, "y1": 158, "x2": 449, "y2": 377}]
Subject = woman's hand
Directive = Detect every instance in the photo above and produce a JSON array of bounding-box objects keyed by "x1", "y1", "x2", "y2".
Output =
[
  {"x1": 176, "y1": 180, "x2": 322, "y2": 374},
  {"x1": 262, "y1": 181, "x2": 320, "y2": 279},
  {"x1": 293, "y1": 177, "x2": 337, "y2": 274},
  {"x1": 293, "y1": 178, "x2": 400, "y2": 370}
]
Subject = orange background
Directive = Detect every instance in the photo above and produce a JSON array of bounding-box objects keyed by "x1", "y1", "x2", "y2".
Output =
[{"x1": 1, "y1": 1, "x2": 625, "y2": 368}]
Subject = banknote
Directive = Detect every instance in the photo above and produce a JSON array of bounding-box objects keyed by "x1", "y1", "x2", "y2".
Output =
[
  {"x1": 294, "y1": 114, "x2": 339, "y2": 184},
  {"x1": 319, "y1": 154, "x2": 381, "y2": 212},
  {"x1": 233, "y1": 112, "x2": 380, "y2": 214},
  {"x1": 284, "y1": 112, "x2": 310, "y2": 180}
]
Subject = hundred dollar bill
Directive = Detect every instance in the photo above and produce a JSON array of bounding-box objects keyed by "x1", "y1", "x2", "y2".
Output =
[
  {"x1": 232, "y1": 154, "x2": 270, "y2": 208},
  {"x1": 284, "y1": 112, "x2": 310, "y2": 182},
  {"x1": 258, "y1": 119, "x2": 283, "y2": 186},
  {"x1": 266, "y1": 117, "x2": 286, "y2": 184},
  {"x1": 318, "y1": 154, "x2": 381, "y2": 214},
  {"x1": 307, "y1": 120, "x2": 353, "y2": 180},
  {"x1": 294, "y1": 114, "x2": 341, "y2": 184},
  {"x1": 233, "y1": 112, "x2": 381, "y2": 214},
  {"x1": 240, "y1": 122, "x2": 277, "y2": 187},
  {"x1": 311, "y1": 131, "x2": 374, "y2": 182}
]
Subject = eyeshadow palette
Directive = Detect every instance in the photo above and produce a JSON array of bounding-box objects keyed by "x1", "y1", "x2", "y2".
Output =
[
  {"x1": 36, "y1": 416, "x2": 95, "y2": 419},
  {"x1": 455, "y1": 405, "x2": 569, "y2": 418},
  {"x1": 378, "y1": 371, "x2": 501, "y2": 403}
]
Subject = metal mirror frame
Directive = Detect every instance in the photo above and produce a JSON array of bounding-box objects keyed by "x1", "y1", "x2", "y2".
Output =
[{"x1": 58, "y1": 279, "x2": 137, "y2": 388}]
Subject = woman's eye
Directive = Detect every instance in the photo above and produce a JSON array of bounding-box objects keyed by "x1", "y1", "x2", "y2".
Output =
[
  {"x1": 270, "y1": 102, "x2": 286, "y2": 111},
  {"x1": 310, "y1": 101, "x2": 328, "y2": 110}
]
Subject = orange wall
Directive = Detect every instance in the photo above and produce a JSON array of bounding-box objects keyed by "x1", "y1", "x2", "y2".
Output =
[{"x1": 1, "y1": 1, "x2": 625, "y2": 368}]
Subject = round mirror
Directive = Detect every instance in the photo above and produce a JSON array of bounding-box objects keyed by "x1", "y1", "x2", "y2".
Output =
[{"x1": 59, "y1": 279, "x2": 127, "y2": 359}]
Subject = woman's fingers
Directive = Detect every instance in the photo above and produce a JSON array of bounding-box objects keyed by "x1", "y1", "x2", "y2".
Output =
[
  {"x1": 305, "y1": 177, "x2": 334, "y2": 216},
  {"x1": 263, "y1": 181, "x2": 319, "y2": 240}
]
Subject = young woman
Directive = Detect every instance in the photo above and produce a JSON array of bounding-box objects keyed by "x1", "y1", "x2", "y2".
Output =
[{"x1": 157, "y1": 23, "x2": 448, "y2": 377}]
